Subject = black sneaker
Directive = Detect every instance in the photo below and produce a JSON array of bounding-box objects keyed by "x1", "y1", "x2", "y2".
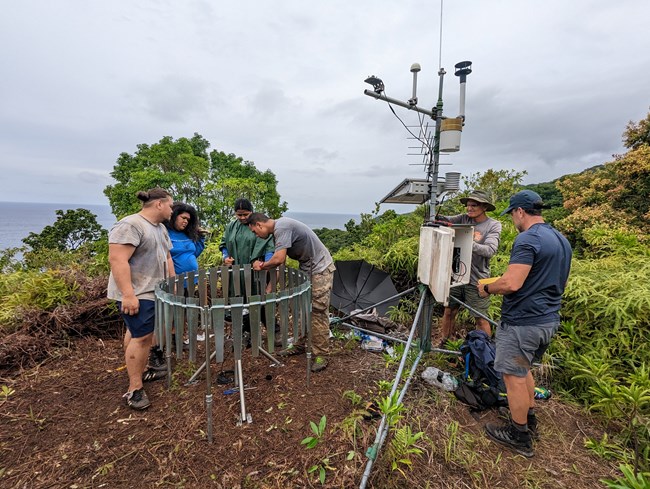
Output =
[
  {"x1": 148, "y1": 348, "x2": 166, "y2": 371},
  {"x1": 485, "y1": 422, "x2": 533, "y2": 458},
  {"x1": 123, "y1": 388, "x2": 151, "y2": 410},
  {"x1": 142, "y1": 368, "x2": 166, "y2": 382}
]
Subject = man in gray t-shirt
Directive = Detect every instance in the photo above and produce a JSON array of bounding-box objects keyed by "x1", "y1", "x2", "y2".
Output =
[
  {"x1": 248, "y1": 214, "x2": 334, "y2": 372},
  {"x1": 438, "y1": 190, "x2": 502, "y2": 345},
  {"x1": 108, "y1": 188, "x2": 175, "y2": 410}
]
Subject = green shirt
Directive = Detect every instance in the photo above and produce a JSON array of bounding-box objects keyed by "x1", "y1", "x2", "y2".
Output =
[{"x1": 219, "y1": 219, "x2": 275, "y2": 265}]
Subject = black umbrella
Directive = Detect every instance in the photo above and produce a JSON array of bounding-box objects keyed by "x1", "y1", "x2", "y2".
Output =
[{"x1": 330, "y1": 260, "x2": 400, "y2": 316}]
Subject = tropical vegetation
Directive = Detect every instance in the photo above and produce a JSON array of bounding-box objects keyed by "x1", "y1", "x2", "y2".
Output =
[{"x1": 2, "y1": 112, "x2": 650, "y2": 486}]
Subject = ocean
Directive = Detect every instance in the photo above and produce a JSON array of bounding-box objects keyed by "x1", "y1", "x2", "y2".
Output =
[{"x1": 0, "y1": 202, "x2": 359, "y2": 252}]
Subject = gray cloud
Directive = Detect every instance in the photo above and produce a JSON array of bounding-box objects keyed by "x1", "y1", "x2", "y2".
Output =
[{"x1": 1, "y1": 1, "x2": 649, "y2": 212}]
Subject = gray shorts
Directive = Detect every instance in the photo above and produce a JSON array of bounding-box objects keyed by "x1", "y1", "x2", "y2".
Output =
[
  {"x1": 494, "y1": 322, "x2": 559, "y2": 377},
  {"x1": 449, "y1": 283, "x2": 490, "y2": 317}
]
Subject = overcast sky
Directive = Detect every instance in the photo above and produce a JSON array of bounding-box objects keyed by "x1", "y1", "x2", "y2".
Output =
[{"x1": 1, "y1": 1, "x2": 649, "y2": 214}]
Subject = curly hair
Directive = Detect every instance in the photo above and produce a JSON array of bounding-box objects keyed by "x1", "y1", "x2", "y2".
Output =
[{"x1": 168, "y1": 202, "x2": 202, "y2": 241}]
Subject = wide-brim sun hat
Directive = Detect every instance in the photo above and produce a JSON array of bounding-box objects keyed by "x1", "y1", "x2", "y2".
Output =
[{"x1": 459, "y1": 190, "x2": 496, "y2": 212}]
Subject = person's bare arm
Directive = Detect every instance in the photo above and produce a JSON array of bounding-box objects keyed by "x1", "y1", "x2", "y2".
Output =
[
  {"x1": 252, "y1": 248, "x2": 287, "y2": 271},
  {"x1": 477, "y1": 263, "x2": 531, "y2": 297},
  {"x1": 108, "y1": 243, "x2": 138, "y2": 314}
]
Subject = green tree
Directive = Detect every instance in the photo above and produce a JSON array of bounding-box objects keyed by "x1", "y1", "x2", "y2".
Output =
[
  {"x1": 460, "y1": 168, "x2": 527, "y2": 204},
  {"x1": 623, "y1": 108, "x2": 650, "y2": 149},
  {"x1": 104, "y1": 134, "x2": 287, "y2": 232},
  {"x1": 22, "y1": 209, "x2": 106, "y2": 252}
]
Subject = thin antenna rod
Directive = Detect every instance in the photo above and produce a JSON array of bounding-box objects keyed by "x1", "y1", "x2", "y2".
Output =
[{"x1": 438, "y1": 0, "x2": 444, "y2": 69}]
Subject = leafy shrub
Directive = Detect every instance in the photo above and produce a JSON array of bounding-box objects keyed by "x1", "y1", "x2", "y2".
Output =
[{"x1": 0, "y1": 270, "x2": 81, "y2": 333}]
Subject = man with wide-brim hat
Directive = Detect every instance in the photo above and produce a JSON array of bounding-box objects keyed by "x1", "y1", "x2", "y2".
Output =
[
  {"x1": 437, "y1": 189, "x2": 502, "y2": 347},
  {"x1": 460, "y1": 190, "x2": 496, "y2": 212}
]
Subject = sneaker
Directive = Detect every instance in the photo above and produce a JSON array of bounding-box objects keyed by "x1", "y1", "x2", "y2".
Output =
[
  {"x1": 142, "y1": 368, "x2": 167, "y2": 382},
  {"x1": 276, "y1": 343, "x2": 306, "y2": 357},
  {"x1": 123, "y1": 388, "x2": 151, "y2": 410},
  {"x1": 311, "y1": 356, "x2": 329, "y2": 373},
  {"x1": 485, "y1": 422, "x2": 533, "y2": 458},
  {"x1": 148, "y1": 348, "x2": 166, "y2": 371}
]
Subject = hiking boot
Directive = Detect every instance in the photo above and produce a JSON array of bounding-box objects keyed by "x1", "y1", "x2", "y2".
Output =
[
  {"x1": 123, "y1": 388, "x2": 151, "y2": 410},
  {"x1": 276, "y1": 343, "x2": 305, "y2": 357},
  {"x1": 148, "y1": 348, "x2": 166, "y2": 371},
  {"x1": 485, "y1": 422, "x2": 533, "y2": 458},
  {"x1": 311, "y1": 356, "x2": 329, "y2": 373},
  {"x1": 527, "y1": 415, "x2": 539, "y2": 441},
  {"x1": 142, "y1": 368, "x2": 167, "y2": 382},
  {"x1": 497, "y1": 407, "x2": 539, "y2": 441}
]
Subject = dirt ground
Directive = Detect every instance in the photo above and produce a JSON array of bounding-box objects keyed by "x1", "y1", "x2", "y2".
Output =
[{"x1": 0, "y1": 334, "x2": 620, "y2": 489}]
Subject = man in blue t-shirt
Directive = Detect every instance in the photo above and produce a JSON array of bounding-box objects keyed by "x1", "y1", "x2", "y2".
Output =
[{"x1": 476, "y1": 190, "x2": 572, "y2": 458}]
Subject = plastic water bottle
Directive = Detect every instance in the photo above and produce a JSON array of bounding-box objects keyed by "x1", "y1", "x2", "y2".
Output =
[{"x1": 422, "y1": 367, "x2": 458, "y2": 391}]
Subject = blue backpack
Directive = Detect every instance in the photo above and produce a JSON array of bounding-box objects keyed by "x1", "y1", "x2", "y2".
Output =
[{"x1": 454, "y1": 330, "x2": 508, "y2": 411}]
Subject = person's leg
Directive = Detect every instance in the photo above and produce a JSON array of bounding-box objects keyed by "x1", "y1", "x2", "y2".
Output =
[
  {"x1": 125, "y1": 332, "x2": 153, "y2": 392},
  {"x1": 503, "y1": 372, "x2": 530, "y2": 425},
  {"x1": 463, "y1": 284, "x2": 492, "y2": 336},
  {"x1": 485, "y1": 323, "x2": 534, "y2": 457},
  {"x1": 526, "y1": 370, "x2": 536, "y2": 410},
  {"x1": 440, "y1": 307, "x2": 458, "y2": 339},
  {"x1": 441, "y1": 286, "x2": 463, "y2": 341},
  {"x1": 310, "y1": 266, "x2": 334, "y2": 357}
]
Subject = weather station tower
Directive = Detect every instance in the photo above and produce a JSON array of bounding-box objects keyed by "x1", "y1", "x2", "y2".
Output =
[{"x1": 363, "y1": 59, "x2": 474, "y2": 307}]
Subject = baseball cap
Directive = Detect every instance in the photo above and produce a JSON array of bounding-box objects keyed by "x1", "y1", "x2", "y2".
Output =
[{"x1": 500, "y1": 190, "x2": 544, "y2": 216}]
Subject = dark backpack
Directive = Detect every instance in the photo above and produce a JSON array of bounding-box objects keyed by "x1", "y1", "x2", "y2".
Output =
[{"x1": 453, "y1": 330, "x2": 508, "y2": 411}]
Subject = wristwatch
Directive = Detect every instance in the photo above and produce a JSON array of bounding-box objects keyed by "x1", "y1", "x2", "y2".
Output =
[{"x1": 483, "y1": 284, "x2": 490, "y2": 294}]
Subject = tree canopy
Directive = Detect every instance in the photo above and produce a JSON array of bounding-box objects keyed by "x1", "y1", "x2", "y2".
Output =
[
  {"x1": 22, "y1": 208, "x2": 106, "y2": 252},
  {"x1": 104, "y1": 134, "x2": 288, "y2": 232}
]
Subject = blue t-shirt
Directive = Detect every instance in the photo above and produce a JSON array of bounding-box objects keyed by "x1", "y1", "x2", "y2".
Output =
[
  {"x1": 168, "y1": 228, "x2": 206, "y2": 275},
  {"x1": 501, "y1": 223, "x2": 572, "y2": 325}
]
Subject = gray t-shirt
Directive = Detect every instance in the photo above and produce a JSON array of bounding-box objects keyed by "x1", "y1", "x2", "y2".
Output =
[
  {"x1": 107, "y1": 214, "x2": 172, "y2": 301},
  {"x1": 446, "y1": 214, "x2": 502, "y2": 284},
  {"x1": 273, "y1": 217, "x2": 333, "y2": 274}
]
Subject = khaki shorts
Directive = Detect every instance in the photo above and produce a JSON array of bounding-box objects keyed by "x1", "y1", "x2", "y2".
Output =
[{"x1": 448, "y1": 283, "x2": 490, "y2": 317}]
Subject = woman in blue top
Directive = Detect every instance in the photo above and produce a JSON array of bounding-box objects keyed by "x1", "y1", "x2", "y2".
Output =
[{"x1": 167, "y1": 202, "x2": 206, "y2": 276}]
